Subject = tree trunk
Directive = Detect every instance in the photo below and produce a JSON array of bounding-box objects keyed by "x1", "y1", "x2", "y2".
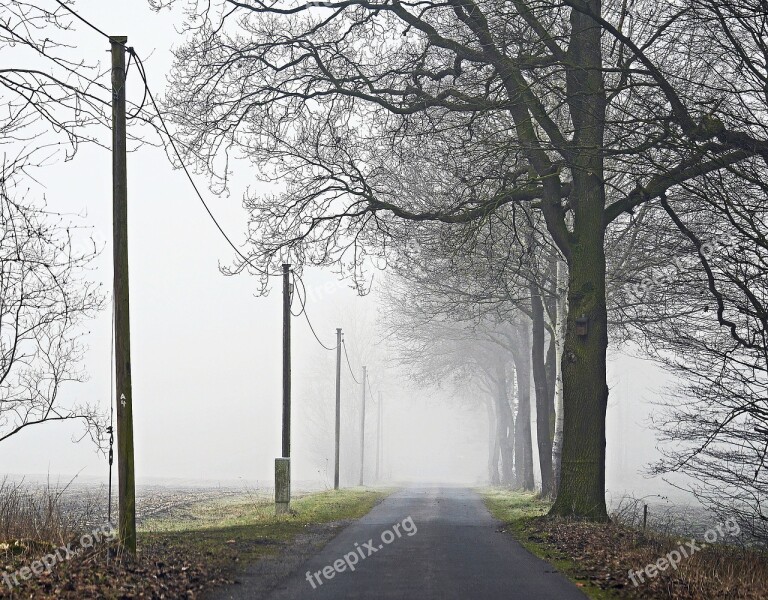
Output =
[
  {"x1": 549, "y1": 247, "x2": 609, "y2": 519},
  {"x1": 486, "y1": 396, "x2": 500, "y2": 485},
  {"x1": 552, "y1": 259, "x2": 568, "y2": 496},
  {"x1": 545, "y1": 328, "x2": 557, "y2": 444},
  {"x1": 495, "y1": 362, "x2": 515, "y2": 485},
  {"x1": 548, "y1": 0, "x2": 609, "y2": 520},
  {"x1": 531, "y1": 287, "x2": 555, "y2": 497},
  {"x1": 511, "y1": 329, "x2": 535, "y2": 491}
]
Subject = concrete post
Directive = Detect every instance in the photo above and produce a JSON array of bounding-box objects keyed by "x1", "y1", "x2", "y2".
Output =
[{"x1": 275, "y1": 458, "x2": 291, "y2": 514}]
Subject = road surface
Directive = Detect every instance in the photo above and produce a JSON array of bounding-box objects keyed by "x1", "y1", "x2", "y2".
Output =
[{"x1": 216, "y1": 487, "x2": 587, "y2": 599}]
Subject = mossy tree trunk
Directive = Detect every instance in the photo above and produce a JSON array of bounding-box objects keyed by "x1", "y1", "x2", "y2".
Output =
[{"x1": 548, "y1": 0, "x2": 609, "y2": 520}]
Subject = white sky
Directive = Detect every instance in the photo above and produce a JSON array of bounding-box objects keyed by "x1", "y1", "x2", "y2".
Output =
[{"x1": 1, "y1": 0, "x2": 684, "y2": 501}]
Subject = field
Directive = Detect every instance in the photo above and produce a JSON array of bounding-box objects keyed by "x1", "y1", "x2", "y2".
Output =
[{"x1": 0, "y1": 478, "x2": 388, "y2": 598}]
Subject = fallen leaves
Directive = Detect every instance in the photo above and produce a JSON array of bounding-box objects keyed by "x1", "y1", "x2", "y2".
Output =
[
  {"x1": 521, "y1": 517, "x2": 768, "y2": 599},
  {"x1": 0, "y1": 537, "x2": 231, "y2": 599}
]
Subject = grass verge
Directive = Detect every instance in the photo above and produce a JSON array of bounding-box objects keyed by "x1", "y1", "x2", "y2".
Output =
[
  {"x1": 482, "y1": 487, "x2": 768, "y2": 600},
  {"x1": 140, "y1": 487, "x2": 389, "y2": 572},
  {"x1": 1, "y1": 488, "x2": 389, "y2": 599},
  {"x1": 481, "y1": 487, "x2": 615, "y2": 599}
]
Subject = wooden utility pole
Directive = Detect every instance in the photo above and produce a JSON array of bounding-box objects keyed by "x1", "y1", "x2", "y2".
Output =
[
  {"x1": 111, "y1": 36, "x2": 136, "y2": 555},
  {"x1": 334, "y1": 328, "x2": 342, "y2": 490},
  {"x1": 358, "y1": 366, "x2": 367, "y2": 486},
  {"x1": 276, "y1": 264, "x2": 292, "y2": 513},
  {"x1": 282, "y1": 263, "x2": 292, "y2": 459},
  {"x1": 375, "y1": 391, "x2": 382, "y2": 481}
]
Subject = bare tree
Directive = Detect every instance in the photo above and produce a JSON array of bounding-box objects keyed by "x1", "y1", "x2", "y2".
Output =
[
  {"x1": 1, "y1": 1, "x2": 111, "y2": 158},
  {"x1": 609, "y1": 164, "x2": 768, "y2": 542},
  {"x1": 0, "y1": 161, "x2": 104, "y2": 444},
  {"x1": 378, "y1": 211, "x2": 548, "y2": 489},
  {"x1": 382, "y1": 297, "x2": 520, "y2": 486},
  {"x1": 0, "y1": 2, "x2": 125, "y2": 449},
  {"x1": 158, "y1": 0, "x2": 768, "y2": 519}
]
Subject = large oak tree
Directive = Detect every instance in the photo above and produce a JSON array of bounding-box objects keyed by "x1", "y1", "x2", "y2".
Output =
[{"x1": 159, "y1": 0, "x2": 768, "y2": 519}]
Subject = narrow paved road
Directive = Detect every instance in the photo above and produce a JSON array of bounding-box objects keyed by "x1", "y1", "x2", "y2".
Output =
[{"x1": 263, "y1": 487, "x2": 585, "y2": 599}]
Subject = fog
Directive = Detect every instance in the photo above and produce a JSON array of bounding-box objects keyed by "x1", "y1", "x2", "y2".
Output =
[{"x1": 1, "y1": 0, "x2": 690, "y2": 508}]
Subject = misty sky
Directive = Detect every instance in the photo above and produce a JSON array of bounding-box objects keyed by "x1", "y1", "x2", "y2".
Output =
[{"x1": 1, "y1": 0, "x2": 682, "y2": 501}]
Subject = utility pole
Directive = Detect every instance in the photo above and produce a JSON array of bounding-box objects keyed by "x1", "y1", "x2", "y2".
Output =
[
  {"x1": 334, "y1": 328, "x2": 342, "y2": 490},
  {"x1": 111, "y1": 36, "x2": 136, "y2": 555},
  {"x1": 376, "y1": 391, "x2": 382, "y2": 481},
  {"x1": 276, "y1": 263, "x2": 292, "y2": 514},
  {"x1": 282, "y1": 263, "x2": 291, "y2": 459},
  {"x1": 359, "y1": 366, "x2": 367, "y2": 486}
]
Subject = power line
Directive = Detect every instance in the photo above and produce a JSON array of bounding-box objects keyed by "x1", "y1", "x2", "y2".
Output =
[
  {"x1": 292, "y1": 272, "x2": 336, "y2": 351},
  {"x1": 52, "y1": 2, "x2": 387, "y2": 490},
  {"x1": 289, "y1": 272, "x2": 303, "y2": 317},
  {"x1": 54, "y1": 0, "x2": 113, "y2": 41},
  {"x1": 107, "y1": 295, "x2": 115, "y2": 524},
  {"x1": 53, "y1": 3, "x2": 378, "y2": 392},
  {"x1": 128, "y1": 49, "x2": 279, "y2": 278},
  {"x1": 51, "y1": 1, "x2": 275, "y2": 278},
  {"x1": 342, "y1": 339, "x2": 361, "y2": 384},
  {"x1": 124, "y1": 53, "x2": 148, "y2": 121}
]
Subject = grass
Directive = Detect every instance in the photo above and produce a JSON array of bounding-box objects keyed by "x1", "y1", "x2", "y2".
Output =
[
  {"x1": 139, "y1": 487, "x2": 390, "y2": 572},
  {"x1": 0, "y1": 486, "x2": 390, "y2": 598},
  {"x1": 481, "y1": 487, "x2": 618, "y2": 599},
  {"x1": 481, "y1": 487, "x2": 768, "y2": 600}
]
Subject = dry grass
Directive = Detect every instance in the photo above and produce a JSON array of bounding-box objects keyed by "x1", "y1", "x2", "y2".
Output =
[
  {"x1": 0, "y1": 477, "x2": 99, "y2": 548},
  {"x1": 527, "y1": 517, "x2": 768, "y2": 599},
  {"x1": 0, "y1": 486, "x2": 387, "y2": 599},
  {"x1": 484, "y1": 488, "x2": 768, "y2": 599}
]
